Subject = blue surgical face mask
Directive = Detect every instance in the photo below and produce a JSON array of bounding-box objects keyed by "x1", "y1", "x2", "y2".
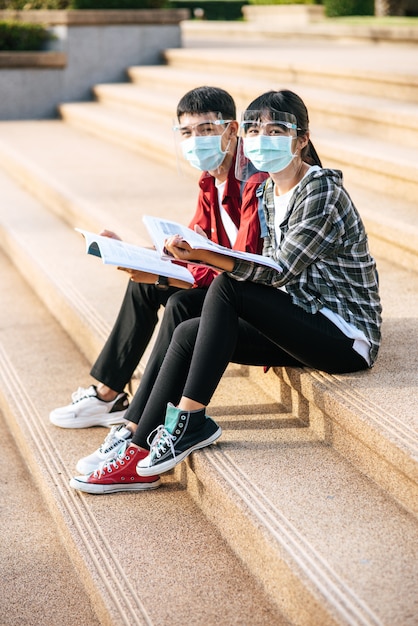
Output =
[
  {"x1": 243, "y1": 135, "x2": 295, "y2": 173},
  {"x1": 181, "y1": 134, "x2": 227, "y2": 172}
]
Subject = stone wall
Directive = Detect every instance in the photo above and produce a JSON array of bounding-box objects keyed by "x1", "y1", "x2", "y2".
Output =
[{"x1": 0, "y1": 10, "x2": 188, "y2": 120}]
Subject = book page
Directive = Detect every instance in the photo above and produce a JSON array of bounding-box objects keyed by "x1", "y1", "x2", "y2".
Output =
[
  {"x1": 75, "y1": 229, "x2": 195, "y2": 284},
  {"x1": 142, "y1": 215, "x2": 219, "y2": 255},
  {"x1": 142, "y1": 216, "x2": 282, "y2": 272}
]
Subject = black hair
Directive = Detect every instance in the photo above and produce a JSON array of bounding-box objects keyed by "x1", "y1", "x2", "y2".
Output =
[
  {"x1": 245, "y1": 89, "x2": 322, "y2": 167},
  {"x1": 176, "y1": 86, "x2": 236, "y2": 122}
]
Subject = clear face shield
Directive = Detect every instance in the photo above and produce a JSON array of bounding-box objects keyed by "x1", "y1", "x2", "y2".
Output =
[
  {"x1": 235, "y1": 110, "x2": 300, "y2": 183},
  {"x1": 173, "y1": 112, "x2": 235, "y2": 177}
]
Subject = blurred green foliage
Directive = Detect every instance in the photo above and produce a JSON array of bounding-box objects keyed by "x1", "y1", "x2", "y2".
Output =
[
  {"x1": 0, "y1": 0, "x2": 168, "y2": 8},
  {"x1": 0, "y1": 20, "x2": 49, "y2": 49},
  {"x1": 323, "y1": 0, "x2": 374, "y2": 17}
]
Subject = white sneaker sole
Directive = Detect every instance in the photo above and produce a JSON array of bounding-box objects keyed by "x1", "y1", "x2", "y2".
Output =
[
  {"x1": 136, "y1": 427, "x2": 222, "y2": 476},
  {"x1": 69, "y1": 476, "x2": 161, "y2": 494},
  {"x1": 49, "y1": 410, "x2": 128, "y2": 429}
]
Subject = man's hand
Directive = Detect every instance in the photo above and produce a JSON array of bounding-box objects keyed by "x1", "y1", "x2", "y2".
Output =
[
  {"x1": 194, "y1": 224, "x2": 208, "y2": 239},
  {"x1": 117, "y1": 266, "x2": 192, "y2": 290},
  {"x1": 117, "y1": 268, "x2": 157, "y2": 283},
  {"x1": 100, "y1": 229, "x2": 122, "y2": 241}
]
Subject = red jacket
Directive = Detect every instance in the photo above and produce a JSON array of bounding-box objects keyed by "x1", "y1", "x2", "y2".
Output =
[{"x1": 187, "y1": 161, "x2": 266, "y2": 287}]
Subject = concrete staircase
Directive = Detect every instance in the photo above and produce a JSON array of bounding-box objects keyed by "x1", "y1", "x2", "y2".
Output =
[{"x1": 0, "y1": 33, "x2": 417, "y2": 626}]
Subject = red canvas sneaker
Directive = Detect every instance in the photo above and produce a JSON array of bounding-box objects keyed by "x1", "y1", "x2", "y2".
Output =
[{"x1": 70, "y1": 445, "x2": 160, "y2": 494}]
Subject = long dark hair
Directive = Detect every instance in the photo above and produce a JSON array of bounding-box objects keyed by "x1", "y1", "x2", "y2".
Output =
[{"x1": 244, "y1": 90, "x2": 322, "y2": 167}]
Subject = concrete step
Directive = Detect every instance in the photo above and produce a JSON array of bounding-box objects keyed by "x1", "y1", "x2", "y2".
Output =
[
  {"x1": 7, "y1": 107, "x2": 415, "y2": 273},
  {"x1": 314, "y1": 129, "x2": 418, "y2": 206},
  {"x1": 163, "y1": 45, "x2": 418, "y2": 104},
  {"x1": 129, "y1": 64, "x2": 418, "y2": 206},
  {"x1": 0, "y1": 127, "x2": 416, "y2": 516},
  {"x1": 126, "y1": 65, "x2": 418, "y2": 149},
  {"x1": 1, "y1": 212, "x2": 417, "y2": 626},
  {"x1": 0, "y1": 119, "x2": 197, "y2": 240},
  {"x1": 0, "y1": 408, "x2": 101, "y2": 626},
  {"x1": 180, "y1": 415, "x2": 418, "y2": 626},
  {"x1": 57, "y1": 99, "x2": 418, "y2": 219},
  {"x1": 0, "y1": 201, "x2": 418, "y2": 625},
  {"x1": 58, "y1": 102, "x2": 179, "y2": 170},
  {"x1": 181, "y1": 18, "x2": 418, "y2": 49},
  {"x1": 0, "y1": 166, "x2": 128, "y2": 365},
  {"x1": 1, "y1": 30, "x2": 417, "y2": 626},
  {"x1": 0, "y1": 122, "x2": 199, "y2": 367},
  {"x1": 338, "y1": 185, "x2": 418, "y2": 275},
  {"x1": 0, "y1": 116, "x2": 417, "y2": 625},
  {"x1": 0, "y1": 251, "x2": 288, "y2": 626},
  {"x1": 92, "y1": 83, "x2": 177, "y2": 122}
]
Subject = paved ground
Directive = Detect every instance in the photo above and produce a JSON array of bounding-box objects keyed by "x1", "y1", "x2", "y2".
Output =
[
  {"x1": 0, "y1": 409, "x2": 100, "y2": 626},
  {"x1": 1, "y1": 20, "x2": 417, "y2": 626}
]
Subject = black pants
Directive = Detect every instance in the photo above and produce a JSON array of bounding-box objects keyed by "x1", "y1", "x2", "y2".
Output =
[
  {"x1": 132, "y1": 273, "x2": 368, "y2": 448},
  {"x1": 90, "y1": 279, "x2": 207, "y2": 401}
]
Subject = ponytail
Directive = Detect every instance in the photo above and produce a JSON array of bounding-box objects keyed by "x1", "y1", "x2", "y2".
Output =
[{"x1": 304, "y1": 139, "x2": 322, "y2": 167}]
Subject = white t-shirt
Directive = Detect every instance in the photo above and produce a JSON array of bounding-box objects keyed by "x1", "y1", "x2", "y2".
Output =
[
  {"x1": 273, "y1": 166, "x2": 371, "y2": 365},
  {"x1": 216, "y1": 179, "x2": 238, "y2": 247}
]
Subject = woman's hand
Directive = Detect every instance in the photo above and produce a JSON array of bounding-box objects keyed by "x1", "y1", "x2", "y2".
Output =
[
  {"x1": 164, "y1": 234, "x2": 235, "y2": 272},
  {"x1": 164, "y1": 235, "x2": 196, "y2": 262},
  {"x1": 164, "y1": 226, "x2": 208, "y2": 262}
]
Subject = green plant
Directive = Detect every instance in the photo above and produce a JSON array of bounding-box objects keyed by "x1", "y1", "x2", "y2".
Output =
[
  {"x1": 169, "y1": 0, "x2": 246, "y2": 20},
  {"x1": 0, "y1": 0, "x2": 169, "y2": 7},
  {"x1": 323, "y1": 0, "x2": 373, "y2": 16},
  {"x1": 248, "y1": 0, "x2": 318, "y2": 4},
  {"x1": 0, "y1": 20, "x2": 49, "y2": 49},
  {"x1": 69, "y1": 0, "x2": 169, "y2": 7},
  {"x1": 0, "y1": 0, "x2": 68, "y2": 7}
]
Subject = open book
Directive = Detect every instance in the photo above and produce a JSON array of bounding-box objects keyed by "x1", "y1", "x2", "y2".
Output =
[
  {"x1": 76, "y1": 229, "x2": 195, "y2": 285},
  {"x1": 143, "y1": 215, "x2": 282, "y2": 272}
]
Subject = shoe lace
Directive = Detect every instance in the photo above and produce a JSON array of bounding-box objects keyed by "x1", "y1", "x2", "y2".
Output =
[
  {"x1": 98, "y1": 425, "x2": 121, "y2": 453},
  {"x1": 93, "y1": 441, "x2": 129, "y2": 478},
  {"x1": 71, "y1": 386, "x2": 95, "y2": 404},
  {"x1": 147, "y1": 425, "x2": 176, "y2": 460}
]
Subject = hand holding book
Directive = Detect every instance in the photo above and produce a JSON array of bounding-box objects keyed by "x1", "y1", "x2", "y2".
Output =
[
  {"x1": 76, "y1": 216, "x2": 282, "y2": 287},
  {"x1": 142, "y1": 215, "x2": 282, "y2": 273},
  {"x1": 164, "y1": 233, "x2": 235, "y2": 273},
  {"x1": 75, "y1": 228, "x2": 195, "y2": 285}
]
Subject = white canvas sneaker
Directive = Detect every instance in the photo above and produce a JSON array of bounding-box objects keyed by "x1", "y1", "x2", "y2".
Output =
[
  {"x1": 49, "y1": 385, "x2": 129, "y2": 429},
  {"x1": 70, "y1": 446, "x2": 160, "y2": 495},
  {"x1": 76, "y1": 424, "x2": 133, "y2": 474}
]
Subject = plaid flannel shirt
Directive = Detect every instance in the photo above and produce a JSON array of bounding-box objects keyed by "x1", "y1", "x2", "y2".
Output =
[{"x1": 229, "y1": 168, "x2": 382, "y2": 365}]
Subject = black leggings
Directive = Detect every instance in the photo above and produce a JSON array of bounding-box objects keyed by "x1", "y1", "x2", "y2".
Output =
[
  {"x1": 132, "y1": 273, "x2": 367, "y2": 448},
  {"x1": 123, "y1": 287, "x2": 207, "y2": 422}
]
